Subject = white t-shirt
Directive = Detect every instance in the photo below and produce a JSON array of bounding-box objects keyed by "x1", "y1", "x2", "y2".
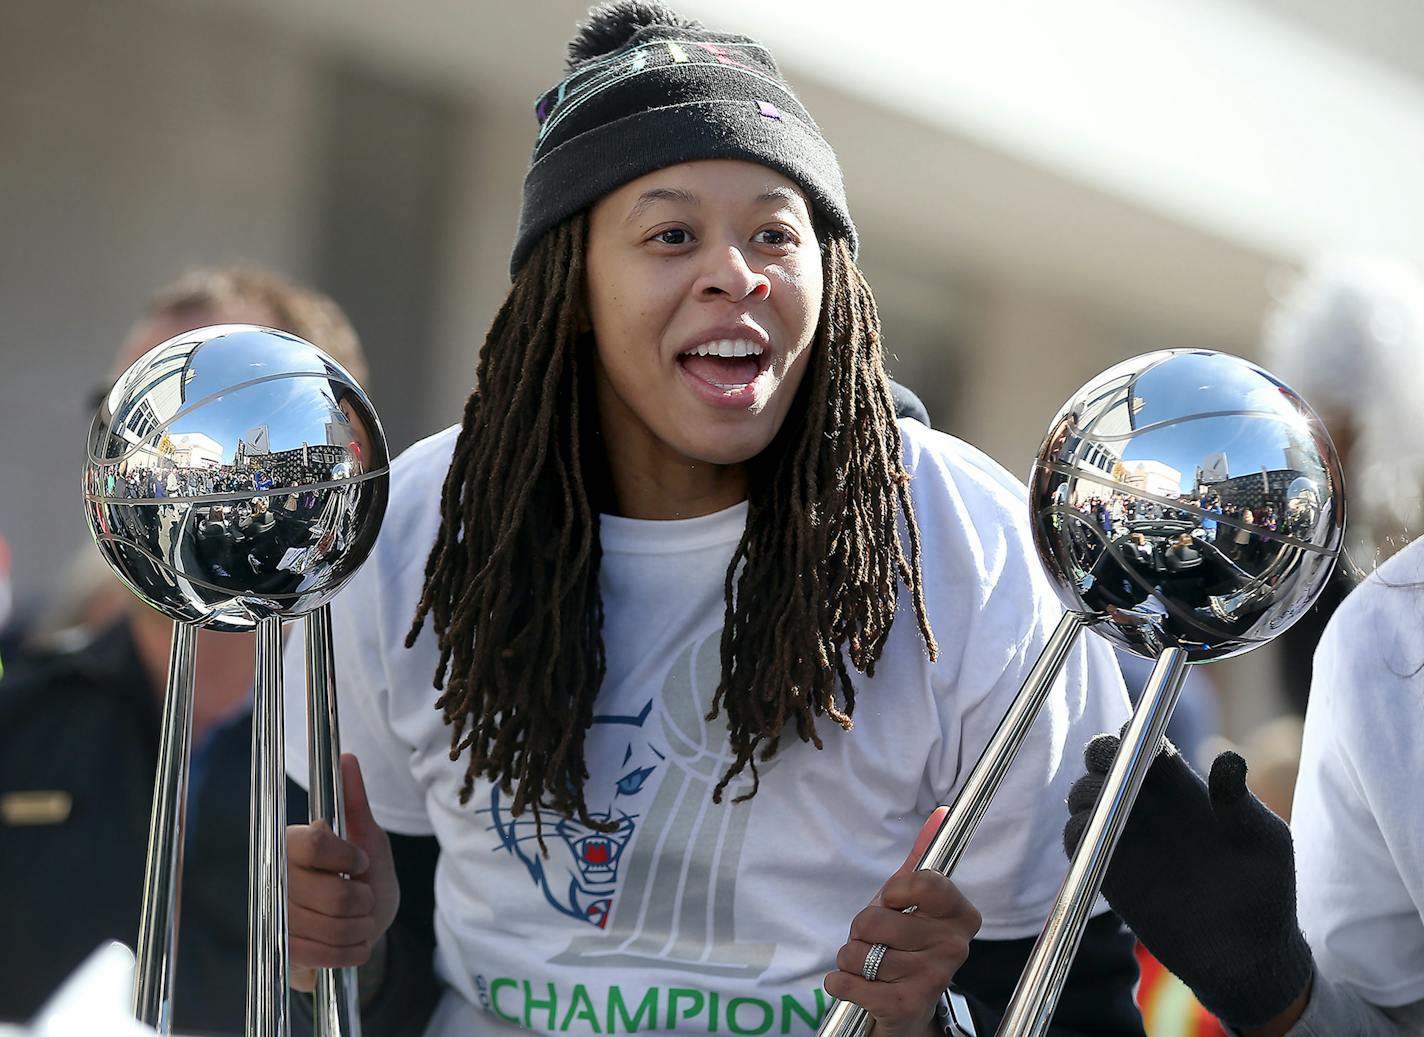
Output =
[
  {"x1": 1294, "y1": 538, "x2": 1424, "y2": 1009},
  {"x1": 284, "y1": 418, "x2": 1131, "y2": 1036}
]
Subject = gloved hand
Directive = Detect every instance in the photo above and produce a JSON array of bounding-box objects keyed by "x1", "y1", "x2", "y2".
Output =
[{"x1": 1063, "y1": 734, "x2": 1314, "y2": 1030}]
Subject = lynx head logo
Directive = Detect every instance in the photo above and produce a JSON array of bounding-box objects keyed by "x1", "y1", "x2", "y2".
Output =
[{"x1": 480, "y1": 699, "x2": 664, "y2": 929}]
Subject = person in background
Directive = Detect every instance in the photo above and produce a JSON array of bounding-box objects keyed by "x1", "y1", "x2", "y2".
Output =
[
  {"x1": 1263, "y1": 255, "x2": 1424, "y2": 713},
  {"x1": 0, "y1": 265, "x2": 369, "y2": 1035},
  {"x1": 1264, "y1": 256, "x2": 1424, "y2": 571},
  {"x1": 0, "y1": 533, "x2": 14, "y2": 673},
  {"x1": 1200, "y1": 497, "x2": 1221, "y2": 544}
]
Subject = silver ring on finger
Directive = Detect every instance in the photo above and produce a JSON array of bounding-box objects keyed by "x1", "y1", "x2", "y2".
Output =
[{"x1": 862, "y1": 942, "x2": 888, "y2": 982}]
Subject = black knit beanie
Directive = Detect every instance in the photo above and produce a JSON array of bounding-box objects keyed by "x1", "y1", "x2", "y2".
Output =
[{"x1": 510, "y1": 0, "x2": 856, "y2": 276}]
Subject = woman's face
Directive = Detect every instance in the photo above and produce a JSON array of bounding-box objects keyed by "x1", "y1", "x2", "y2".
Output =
[{"x1": 584, "y1": 159, "x2": 823, "y2": 473}]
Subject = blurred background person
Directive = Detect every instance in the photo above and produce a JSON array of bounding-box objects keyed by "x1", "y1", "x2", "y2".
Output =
[
  {"x1": 0, "y1": 533, "x2": 14, "y2": 671},
  {"x1": 1262, "y1": 254, "x2": 1424, "y2": 714},
  {"x1": 0, "y1": 265, "x2": 369, "y2": 1034},
  {"x1": 1264, "y1": 255, "x2": 1424, "y2": 571}
]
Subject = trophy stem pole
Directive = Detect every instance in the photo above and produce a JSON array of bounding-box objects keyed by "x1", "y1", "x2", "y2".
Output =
[
  {"x1": 132, "y1": 620, "x2": 198, "y2": 1034},
  {"x1": 918, "y1": 610, "x2": 1088, "y2": 874},
  {"x1": 817, "y1": 610, "x2": 1088, "y2": 1037},
  {"x1": 305, "y1": 605, "x2": 362, "y2": 1037},
  {"x1": 996, "y1": 647, "x2": 1190, "y2": 1037},
  {"x1": 247, "y1": 616, "x2": 290, "y2": 1037}
]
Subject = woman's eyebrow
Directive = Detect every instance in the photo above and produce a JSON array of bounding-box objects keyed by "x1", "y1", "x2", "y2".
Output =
[
  {"x1": 625, "y1": 187, "x2": 699, "y2": 223},
  {"x1": 755, "y1": 187, "x2": 802, "y2": 207}
]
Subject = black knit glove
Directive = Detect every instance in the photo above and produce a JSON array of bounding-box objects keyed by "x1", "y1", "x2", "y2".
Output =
[{"x1": 1063, "y1": 735, "x2": 1314, "y2": 1029}]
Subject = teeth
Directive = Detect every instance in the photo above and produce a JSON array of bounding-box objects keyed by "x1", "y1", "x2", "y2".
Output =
[{"x1": 683, "y1": 339, "x2": 764, "y2": 358}]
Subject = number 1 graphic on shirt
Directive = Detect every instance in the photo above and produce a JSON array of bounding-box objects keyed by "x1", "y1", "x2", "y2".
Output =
[{"x1": 553, "y1": 633, "x2": 777, "y2": 977}]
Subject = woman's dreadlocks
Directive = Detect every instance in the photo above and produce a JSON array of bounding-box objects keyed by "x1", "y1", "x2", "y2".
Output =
[{"x1": 408, "y1": 214, "x2": 936, "y2": 836}]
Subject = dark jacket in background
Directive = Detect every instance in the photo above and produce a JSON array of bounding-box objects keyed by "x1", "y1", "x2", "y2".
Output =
[{"x1": 0, "y1": 619, "x2": 306, "y2": 1035}]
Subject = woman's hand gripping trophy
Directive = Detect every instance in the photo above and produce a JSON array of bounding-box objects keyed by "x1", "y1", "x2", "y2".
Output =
[
  {"x1": 287, "y1": 754, "x2": 401, "y2": 993},
  {"x1": 825, "y1": 808, "x2": 984, "y2": 1037}
]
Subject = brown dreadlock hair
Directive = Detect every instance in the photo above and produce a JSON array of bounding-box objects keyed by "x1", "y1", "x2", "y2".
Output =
[{"x1": 407, "y1": 213, "x2": 937, "y2": 835}]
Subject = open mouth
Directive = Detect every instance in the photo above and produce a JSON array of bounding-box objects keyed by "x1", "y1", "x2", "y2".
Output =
[
  {"x1": 572, "y1": 832, "x2": 625, "y2": 881},
  {"x1": 677, "y1": 339, "x2": 769, "y2": 394}
]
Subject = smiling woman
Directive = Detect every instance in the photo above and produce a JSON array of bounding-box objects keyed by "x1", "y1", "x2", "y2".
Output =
[
  {"x1": 586, "y1": 160, "x2": 824, "y2": 512},
  {"x1": 279, "y1": 4, "x2": 1145, "y2": 1036}
]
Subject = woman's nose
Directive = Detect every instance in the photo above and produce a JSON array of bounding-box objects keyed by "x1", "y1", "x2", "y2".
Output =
[{"x1": 696, "y1": 246, "x2": 770, "y2": 303}]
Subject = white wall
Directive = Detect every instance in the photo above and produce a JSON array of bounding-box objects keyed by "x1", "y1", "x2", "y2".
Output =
[
  {"x1": 0, "y1": 0, "x2": 1333, "y2": 735},
  {"x1": 0, "y1": 0, "x2": 322, "y2": 607}
]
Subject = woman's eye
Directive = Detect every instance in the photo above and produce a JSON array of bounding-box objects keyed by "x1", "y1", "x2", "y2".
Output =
[
  {"x1": 754, "y1": 228, "x2": 795, "y2": 247},
  {"x1": 652, "y1": 228, "x2": 689, "y2": 245}
]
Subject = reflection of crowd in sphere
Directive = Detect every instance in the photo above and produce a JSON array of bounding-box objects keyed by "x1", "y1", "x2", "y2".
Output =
[
  {"x1": 1220, "y1": 500, "x2": 1277, "y2": 566},
  {"x1": 1082, "y1": 492, "x2": 1228, "y2": 537},
  {"x1": 96, "y1": 446, "x2": 364, "y2": 599},
  {"x1": 108, "y1": 446, "x2": 355, "y2": 504},
  {"x1": 1078, "y1": 487, "x2": 1294, "y2": 581},
  {"x1": 1068, "y1": 474, "x2": 1323, "y2": 656},
  {"x1": 102, "y1": 463, "x2": 220, "y2": 500},
  {"x1": 104, "y1": 462, "x2": 246, "y2": 502}
]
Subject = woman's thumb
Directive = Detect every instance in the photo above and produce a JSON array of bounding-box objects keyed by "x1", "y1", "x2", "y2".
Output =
[
  {"x1": 869, "y1": 807, "x2": 951, "y2": 906},
  {"x1": 901, "y1": 806, "x2": 951, "y2": 875},
  {"x1": 340, "y1": 753, "x2": 385, "y2": 856}
]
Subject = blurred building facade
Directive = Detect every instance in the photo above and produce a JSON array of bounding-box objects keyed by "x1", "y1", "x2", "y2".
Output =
[{"x1": 5, "y1": 0, "x2": 1424, "y2": 732}]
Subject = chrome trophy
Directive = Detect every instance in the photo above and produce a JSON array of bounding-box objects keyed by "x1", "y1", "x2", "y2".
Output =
[
  {"x1": 820, "y1": 349, "x2": 1344, "y2": 1036},
  {"x1": 83, "y1": 325, "x2": 391, "y2": 1037}
]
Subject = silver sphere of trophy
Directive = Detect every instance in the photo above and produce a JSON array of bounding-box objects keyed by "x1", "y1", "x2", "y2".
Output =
[
  {"x1": 83, "y1": 324, "x2": 389, "y2": 629},
  {"x1": 1030, "y1": 349, "x2": 1344, "y2": 662},
  {"x1": 81, "y1": 324, "x2": 388, "y2": 1037}
]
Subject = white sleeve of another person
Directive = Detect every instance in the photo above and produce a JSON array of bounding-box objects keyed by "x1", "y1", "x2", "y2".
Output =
[{"x1": 1293, "y1": 540, "x2": 1424, "y2": 1009}]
